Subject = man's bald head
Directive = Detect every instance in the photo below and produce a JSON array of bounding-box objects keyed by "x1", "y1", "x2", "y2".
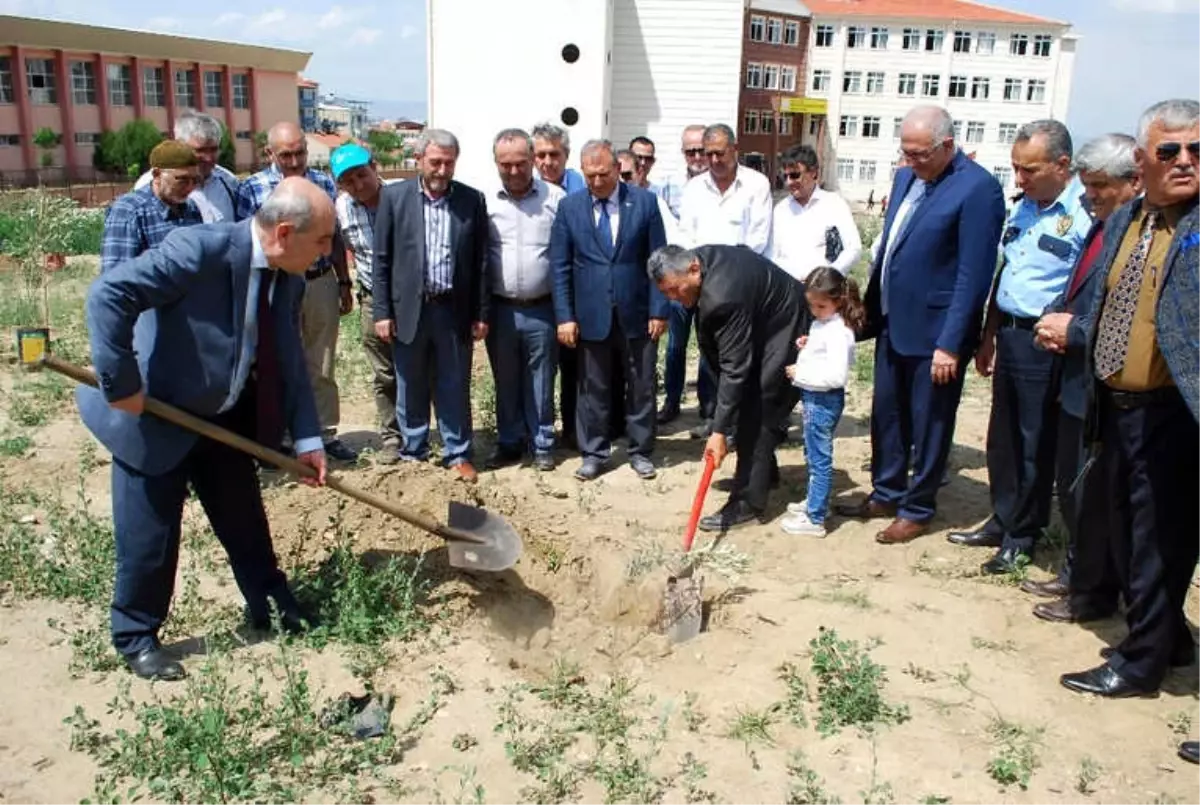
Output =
[
  {"x1": 255, "y1": 176, "x2": 335, "y2": 274},
  {"x1": 266, "y1": 121, "x2": 308, "y2": 177},
  {"x1": 900, "y1": 105, "x2": 956, "y2": 181}
]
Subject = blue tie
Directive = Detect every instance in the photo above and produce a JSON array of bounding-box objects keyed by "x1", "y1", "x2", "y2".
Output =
[{"x1": 596, "y1": 197, "x2": 614, "y2": 258}]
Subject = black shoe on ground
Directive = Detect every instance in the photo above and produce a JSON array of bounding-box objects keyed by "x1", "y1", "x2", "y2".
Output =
[
  {"x1": 485, "y1": 447, "x2": 524, "y2": 470},
  {"x1": 698, "y1": 501, "x2": 761, "y2": 533},
  {"x1": 125, "y1": 645, "x2": 186, "y2": 681},
  {"x1": 630, "y1": 454, "x2": 656, "y2": 480},
  {"x1": 947, "y1": 529, "x2": 1003, "y2": 548},
  {"x1": 533, "y1": 453, "x2": 556, "y2": 472},
  {"x1": 323, "y1": 439, "x2": 358, "y2": 462},
  {"x1": 656, "y1": 405, "x2": 681, "y2": 425},
  {"x1": 1179, "y1": 741, "x2": 1199, "y2": 765},
  {"x1": 981, "y1": 547, "x2": 1031, "y2": 575},
  {"x1": 1059, "y1": 663, "x2": 1156, "y2": 698},
  {"x1": 689, "y1": 420, "x2": 713, "y2": 440},
  {"x1": 574, "y1": 458, "x2": 608, "y2": 481}
]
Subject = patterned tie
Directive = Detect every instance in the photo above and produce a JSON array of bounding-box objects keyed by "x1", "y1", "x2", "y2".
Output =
[
  {"x1": 255, "y1": 271, "x2": 284, "y2": 449},
  {"x1": 1093, "y1": 211, "x2": 1158, "y2": 380},
  {"x1": 596, "y1": 197, "x2": 614, "y2": 259}
]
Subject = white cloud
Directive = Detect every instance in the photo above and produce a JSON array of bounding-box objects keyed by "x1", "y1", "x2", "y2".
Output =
[
  {"x1": 213, "y1": 11, "x2": 244, "y2": 25},
  {"x1": 147, "y1": 16, "x2": 182, "y2": 30},
  {"x1": 318, "y1": 5, "x2": 348, "y2": 28},
  {"x1": 1110, "y1": 0, "x2": 1198, "y2": 12},
  {"x1": 400, "y1": 24, "x2": 418, "y2": 39},
  {"x1": 249, "y1": 8, "x2": 288, "y2": 28},
  {"x1": 347, "y1": 27, "x2": 382, "y2": 45}
]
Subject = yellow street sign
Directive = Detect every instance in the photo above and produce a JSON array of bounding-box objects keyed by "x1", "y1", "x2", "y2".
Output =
[{"x1": 779, "y1": 97, "x2": 828, "y2": 115}]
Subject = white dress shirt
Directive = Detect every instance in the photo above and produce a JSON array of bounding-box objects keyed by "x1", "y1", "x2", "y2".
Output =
[
  {"x1": 677, "y1": 166, "x2": 773, "y2": 255},
  {"x1": 770, "y1": 187, "x2": 863, "y2": 282},
  {"x1": 135, "y1": 165, "x2": 238, "y2": 223},
  {"x1": 878, "y1": 178, "x2": 927, "y2": 315},
  {"x1": 485, "y1": 178, "x2": 565, "y2": 299},
  {"x1": 791, "y1": 313, "x2": 856, "y2": 392}
]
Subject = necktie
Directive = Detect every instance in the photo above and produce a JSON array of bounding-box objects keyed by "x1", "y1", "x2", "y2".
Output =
[
  {"x1": 255, "y1": 271, "x2": 283, "y2": 449},
  {"x1": 596, "y1": 197, "x2": 614, "y2": 258},
  {"x1": 1093, "y1": 211, "x2": 1158, "y2": 380},
  {"x1": 1067, "y1": 224, "x2": 1105, "y2": 299}
]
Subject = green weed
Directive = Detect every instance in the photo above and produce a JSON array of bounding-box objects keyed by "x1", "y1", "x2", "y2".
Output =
[
  {"x1": 1077, "y1": 755, "x2": 1102, "y2": 795},
  {"x1": 726, "y1": 705, "x2": 778, "y2": 749},
  {"x1": 0, "y1": 432, "x2": 33, "y2": 457},
  {"x1": 785, "y1": 751, "x2": 840, "y2": 804},
  {"x1": 677, "y1": 752, "x2": 717, "y2": 803},
  {"x1": 778, "y1": 661, "x2": 811, "y2": 727},
  {"x1": 986, "y1": 717, "x2": 1043, "y2": 790},
  {"x1": 808, "y1": 627, "x2": 909, "y2": 735}
]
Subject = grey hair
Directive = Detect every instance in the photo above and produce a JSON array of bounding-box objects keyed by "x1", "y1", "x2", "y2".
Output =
[
  {"x1": 255, "y1": 182, "x2": 315, "y2": 232},
  {"x1": 532, "y1": 122, "x2": 571, "y2": 153},
  {"x1": 1137, "y1": 99, "x2": 1200, "y2": 146},
  {"x1": 580, "y1": 138, "x2": 616, "y2": 165},
  {"x1": 703, "y1": 123, "x2": 737, "y2": 147},
  {"x1": 174, "y1": 110, "x2": 223, "y2": 144},
  {"x1": 493, "y1": 127, "x2": 533, "y2": 155},
  {"x1": 647, "y1": 244, "x2": 699, "y2": 283},
  {"x1": 683, "y1": 123, "x2": 706, "y2": 137},
  {"x1": 1015, "y1": 119, "x2": 1073, "y2": 161},
  {"x1": 415, "y1": 128, "x2": 460, "y2": 157},
  {"x1": 1073, "y1": 133, "x2": 1138, "y2": 179},
  {"x1": 903, "y1": 105, "x2": 955, "y2": 141}
]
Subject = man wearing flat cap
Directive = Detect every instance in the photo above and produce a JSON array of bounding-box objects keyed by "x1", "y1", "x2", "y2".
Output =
[{"x1": 101, "y1": 140, "x2": 205, "y2": 273}]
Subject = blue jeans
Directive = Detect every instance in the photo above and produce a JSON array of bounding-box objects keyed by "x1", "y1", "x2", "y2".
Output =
[
  {"x1": 664, "y1": 301, "x2": 715, "y2": 416},
  {"x1": 801, "y1": 388, "x2": 845, "y2": 525},
  {"x1": 392, "y1": 300, "x2": 473, "y2": 466},
  {"x1": 486, "y1": 299, "x2": 557, "y2": 456}
]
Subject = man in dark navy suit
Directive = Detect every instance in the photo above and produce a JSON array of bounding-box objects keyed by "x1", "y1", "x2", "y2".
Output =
[
  {"x1": 78, "y1": 177, "x2": 332, "y2": 681},
  {"x1": 550, "y1": 139, "x2": 669, "y2": 482},
  {"x1": 839, "y1": 105, "x2": 1006, "y2": 544}
]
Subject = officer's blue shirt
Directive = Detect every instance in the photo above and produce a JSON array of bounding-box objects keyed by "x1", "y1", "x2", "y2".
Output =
[{"x1": 996, "y1": 176, "x2": 1092, "y2": 318}]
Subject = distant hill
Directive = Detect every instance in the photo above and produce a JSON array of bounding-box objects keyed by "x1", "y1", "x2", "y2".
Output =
[{"x1": 367, "y1": 98, "x2": 428, "y2": 125}]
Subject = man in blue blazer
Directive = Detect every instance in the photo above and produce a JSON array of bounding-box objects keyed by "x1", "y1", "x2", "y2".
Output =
[
  {"x1": 839, "y1": 106, "x2": 1006, "y2": 544},
  {"x1": 550, "y1": 139, "x2": 669, "y2": 481},
  {"x1": 78, "y1": 177, "x2": 333, "y2": 681}
]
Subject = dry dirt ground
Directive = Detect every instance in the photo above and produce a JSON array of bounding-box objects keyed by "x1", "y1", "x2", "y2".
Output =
[{"x1": 0, "y1": 257, "x2": 1197, "y2": 805}]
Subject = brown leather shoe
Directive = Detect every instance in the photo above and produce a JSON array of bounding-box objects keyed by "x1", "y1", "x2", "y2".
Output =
[
  {"x1": 875, "y1": 517, "x2": 927, "y2": 544},
  {"x1": 835, "y1": 499, "x2": 898, "y2": 520},
  {"x1": 1021, "y1": 578, "x2": 1068, "y2": 598},
  {"x1": 1034, "y1": 598, "x2": 1113, "y2": 624},
  {"x1": 452, "y1": 462, "x2": 478, "y2": 482}
]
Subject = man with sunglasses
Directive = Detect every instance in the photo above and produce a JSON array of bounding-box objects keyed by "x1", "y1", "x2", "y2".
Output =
[
  {"x1": 133, "y1": 112, "x2": 239, "y2": 223},
  {"x1": 770, "y1": 144, "x2": 862, "y2": 284},
  {"x1": 101, "y1": 140, "x2": 205, "y2": 273},
  {"x1": 1058, "y1": 99, "x2": 1199, "y2": 700}
]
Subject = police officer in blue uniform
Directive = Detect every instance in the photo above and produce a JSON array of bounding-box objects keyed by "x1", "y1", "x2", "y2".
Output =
[{"x1": 949, "y1": 120, "x2": 1092, "y2": 574}]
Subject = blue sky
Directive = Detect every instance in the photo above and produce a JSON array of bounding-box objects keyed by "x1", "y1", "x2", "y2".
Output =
[{"x1": 1, "y1": 0, "x2": 1197, "y2": 137}]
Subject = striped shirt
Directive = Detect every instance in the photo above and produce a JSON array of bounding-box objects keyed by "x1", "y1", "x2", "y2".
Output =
[
  {"x1": 134, "y1": 165, "x2": 239, "y2": 222},
  {"x1": 336, "y1": 179, "x2": 399, "y2": 294},
  {"x1": 422, "y1": 180, "x2": 454, "y2": 295},
  {"x1": 100, "y1": 185, "x2": 204, "y2": 273},
  {"x1": 236, "y1": 164, "x2": 339, "y2": 273}
]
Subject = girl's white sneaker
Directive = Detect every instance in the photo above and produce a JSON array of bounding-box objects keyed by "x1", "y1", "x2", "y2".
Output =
[{"x1": 780, "y1": 511, "x2": 827, "y2": 537}]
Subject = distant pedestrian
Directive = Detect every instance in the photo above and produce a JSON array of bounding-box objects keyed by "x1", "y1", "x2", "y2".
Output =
[{"x1": 866, "y1": 190, "x2": 876, "y2": 213}]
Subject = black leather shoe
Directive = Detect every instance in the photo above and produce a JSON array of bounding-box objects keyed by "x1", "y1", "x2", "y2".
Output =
[
  {"x1": 689, "y1": 420, "x2": 713, "y2": 440},
  {"x1": 1179, "y1": 741, "x2": 1199, "y2": 765},
  {"x1": 574, "y1": 458, "x2": 608, "y2": 481},
  {"x1": 1032, "y1": 598, "x2": 1113, "y2": 624},
  {"x1": 250, "y1": 606, "x2": 320, "y2": 636},
  {"x1": 1060, "y1": 663, "x2": 1155, "y2": 698},
  {"x1": 981, "y1": 547, "x2": 1031, "y2": 575},
  {"x1": 629, "y1": 454, "x2": 657, "y2": 480},
  {"x1": 1020, "y1": 578, "x2": 1069, "y2": 598},
  {"x1": 656, "y1": 406, "x2": 680, "y2": 425},
  {"x1": 947, "y1": 529, "x2": 1003, "y2": 548},
  {"x1": 698, "y1": 501, "x2": 761, "y2": 533},
  {"x1": 125, "y1": 646, "x2": 186, "y2": 681},
  {"x1": 533, "y1": 453, "x2": 556, "y2": 472},
  {"x1": 1101, "y1": 643, "x2": 1196, "y2": 668},
  {"x1": 485, "y1": 447, "x2": 523, "y2": 470},
  {"x1": 323, "y1": 439, "x2": 358, "y2": 462}
]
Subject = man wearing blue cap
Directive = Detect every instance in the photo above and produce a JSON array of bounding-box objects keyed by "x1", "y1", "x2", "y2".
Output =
[{"x1": 332, "y1": 143, "x2": 402, "y2": 463}]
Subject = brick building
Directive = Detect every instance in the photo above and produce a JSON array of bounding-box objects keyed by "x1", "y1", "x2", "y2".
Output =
[{"x1": 0, "y1": 14, "x2": 311, "y2": 176}]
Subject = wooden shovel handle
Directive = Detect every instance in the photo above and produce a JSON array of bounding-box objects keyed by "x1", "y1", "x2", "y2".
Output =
[{"x1": 43, "y1": 355, "x2": 485, "y2": 545}]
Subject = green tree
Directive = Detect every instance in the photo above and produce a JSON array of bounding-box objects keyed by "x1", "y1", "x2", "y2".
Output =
[
  {"x1": 32, "y1": 127, "x2": 59, "y2": 168},
  {"x1": 92, "y1": 119, "x2": 163, "y2": 176},
  {"x1": 218, "y1": 125, "x2": 237, "y2": 172},
  {"x1": 253, "y1": 130, "x2": 269, "y2": 163},
  {"x1": 366, "y1": 129, "x2": 403, "y2": 157}
]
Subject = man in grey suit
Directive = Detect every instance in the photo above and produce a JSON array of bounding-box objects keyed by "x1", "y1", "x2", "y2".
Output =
[{"x1": 372, "y1": 129, "x2": 490, "y2": 482}]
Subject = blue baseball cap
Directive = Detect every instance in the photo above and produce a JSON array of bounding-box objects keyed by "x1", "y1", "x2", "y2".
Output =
[{"x1": 331, "y1": 143, "x2": 372, "y2": 180}]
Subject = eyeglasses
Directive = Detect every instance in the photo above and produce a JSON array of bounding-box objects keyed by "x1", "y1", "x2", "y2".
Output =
[
  {"x1": 620, "y1": 171, "x2": 634, "y2": 180},
  {"x1": 274, "y1": 148, "x2": 307, "y2": 160},
  {"x1": 1155, "y1": 141, "x2": 1200, "y2": 163},
  {"x1": 683, "y1": 148, "x2": 705, "y2": 157},
  {"x1": 785, "y1": 171, "x2": 807, "y2": 181},
  {"x1": 899, "y1": 144, "x2": 942, "y2": 162},
  {"x1": 634, "y1": 154, "x2": 655, "y2": 164}
]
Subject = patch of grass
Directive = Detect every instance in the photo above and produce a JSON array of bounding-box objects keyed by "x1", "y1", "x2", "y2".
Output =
[
  {"x1": 808, "y1": 627, "x2": 909, "y2": 735},
  {"x1": 778, "y1": 661, "x2": 811, "y2": 727},
  {"x1": 431, "y1": 764, "x2": 486, "y2": 805},
  {"x1": 726, "y1": 705, "x2": 779, "y2": 749},
  {"x1": 902, "y1": 663, "x2": 938, "y2": 684},
  {"x1": 970, "y1": 636, "x2": 1017, "y2": 653},
  {"x1": 1077, "y1": 755, "x2": 1102, "y2": 795},
  {"x1": 785, "y1": 751, "x2": 840, "y2": 804},
  {"x1": 452, "y1": 733, "x2": 479, "y2": 752},
  {"x1": 0, "y1": 432, "x2": 33, "y2": 457},
  {"x1": 681, "y1": 691, "x2": 707, "y2": 732},
  {"x1": 677, "y1": 752, "x2": 718, "y2": 803},
  {"x1": 1167, "y1": 709, "x2": 1193, "y2": 736},
  {"x1": 46, "y1": 616, "x2": 123, "y2": 676},
  {"x1": 852, "y1": 342, "x2": 875, "y2": 387},
  {"x1": 920, "y1": 796, "x2": 951, "y2": 804},
  {"x1": 986, "y1": 717, "x2": 1043, "y2": 790}
]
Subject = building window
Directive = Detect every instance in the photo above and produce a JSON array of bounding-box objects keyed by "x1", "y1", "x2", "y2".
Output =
[
  {"x1": 780, "y1": 66, "x2": 797, "y2": 92},
  {"x1": 1004, "y1": 78, "x2": 1021, "y2": 101},
  {"x1": 811, "y1": 69, "x2": 831, "y2": 93},
  {"x1": 866, "y1": 71, "x2": 885, "y2": 94},
  {"x1": 948, "y1": 75, "x2": 967, "y2": 98},
  {"x1": 763, "y1": 64, "x2": 780, "y2": 90},
  {"x1": 746, "y1": 63, "x2": 763, "y2": 89},
  {"x1": 743, "y1": 109, "x2": 758, "y2": 135},
  {"x1": 925, "y1": 29, "x2": 944, "y2": 51},
  {"x1": 837, "y1": 158, "x2": 854, "y2": 182},
  {"x1": 204, "y1": 70, "x2": 223, "y2": 107},
  {"x1": 815, "y1": 24, "x2": 834, "y2": 47},
  {"x1": 952, "y1": 120, "x2": 963, "y2": 140},
  {"x1": 893, "y1": 117, "x2": 903, "y2": 139},
  {"x1": 871, "y1": 27, "x2": 889, "y2": 48},
  {"x1": 1010, "y1": 33, "x2": 1029, "y2": 55},
  {"x1": 760, "y1": 111, "x2": 775, "y2": 134},
  {"x1": 953, "y1": 31, "x2": 972, "y2": 52},
  {"x1": 847, "y1": 26, "x2": 867, "y2": 48},
  {"x1": 26, "y1": 58, "x2": 56, "y2": 105},
  {"x1": 971, "y1": 77, "x2": 990, "y2": 100},
  {"x1": 976, "y1": 32, "x2": 996, "y2": 54},
  {"x1": 784, "y1": 20, "x2": 800, "y2": 46},
  {"x1": 174, "y1": 68, "x2": 196, "y2": 108},
  {"x1": 966, "y1": 121, "x2": 986, "y2": 143},
  {"x1": 105, "y1": 63, "x2": 131, "y2": 106},
  {"x1": 767, "y1": 18, "x2": 783, "y2": 44},
  {"x1": 1033, "y1": 34, "x2": 1052, "y2": 57},
  {"x1": 0, "y1": 57, "x2": 13, "y2": 103},
  {"x1": 779, "y1": 114, "x2": 793, "y2": 135},
  {"x1": 902, "y1": 28, "x2": 920, "y2": 50},
  {"x1": 862, "y1": 116, "x2": 881, "y2": 138},
  {"x1": 843, "y1": 71, "x2": 862, "y2": 93},
  {"x1": 0, "y1": 134, "x2": 19, "y2": 146},
  {"x1": 993, "y1": 166, "x2": 1013, "y2": 187},
  {"x1": 235, "y1": 129, "x2": 252, "y2": 140},
  {"x1": 839, "y1": 115, "x2": 858, "y2": 138},
  {"x1": 70, "y1": 61, "x2": 96, "y2": 105},
  {"x1": 143, "y1": 67, "x2": 165, "y2": 107},
  {"x1": 73, "y1": 131, "x2": 101, "y2": 146},
  {"x1": 749, "y1": 15, "x2": 765, "y2": 42},
  {"x1": 921, "y1": 74, "x2": 940, "y2": 97},
  {"x1": 859, "y1": 160, "x2": 877, "y2": 183},
  {"x1": 232, "y1": 74, "x2": 250, "y2": 109},
  {"x1": 998, "y1": 122, "x2": 1017, "y2": 143},
  {"x1": 1026, "y1": 79, "x2": 1047, "y2": 102},
  {"x1": 809, "y1": 116, "x2": 821, "y2": 136},
  {"x1": 897, "y1": 73, "x2": 916, "y2": 97}
]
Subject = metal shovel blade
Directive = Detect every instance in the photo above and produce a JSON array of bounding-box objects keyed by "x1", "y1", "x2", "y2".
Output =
[
  {"x1": 445, "y1": 501, "x2": 524, "y2": 572},
  {"x1": 662, "y1": 573, "x2": 704, "y2": 643}
]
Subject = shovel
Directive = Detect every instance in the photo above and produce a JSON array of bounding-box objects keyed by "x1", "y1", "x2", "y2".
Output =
[
  {"x1": 661, "y1": 451, "x2": 715, "y2": 643},
  {"x1": 17, "y1": 331, "x2": 522, "y2": 572}
]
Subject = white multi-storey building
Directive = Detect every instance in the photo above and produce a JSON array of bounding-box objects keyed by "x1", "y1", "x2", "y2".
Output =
[{"x1": 800, "y1": 0, "x2": 1077, "y2": 202}]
